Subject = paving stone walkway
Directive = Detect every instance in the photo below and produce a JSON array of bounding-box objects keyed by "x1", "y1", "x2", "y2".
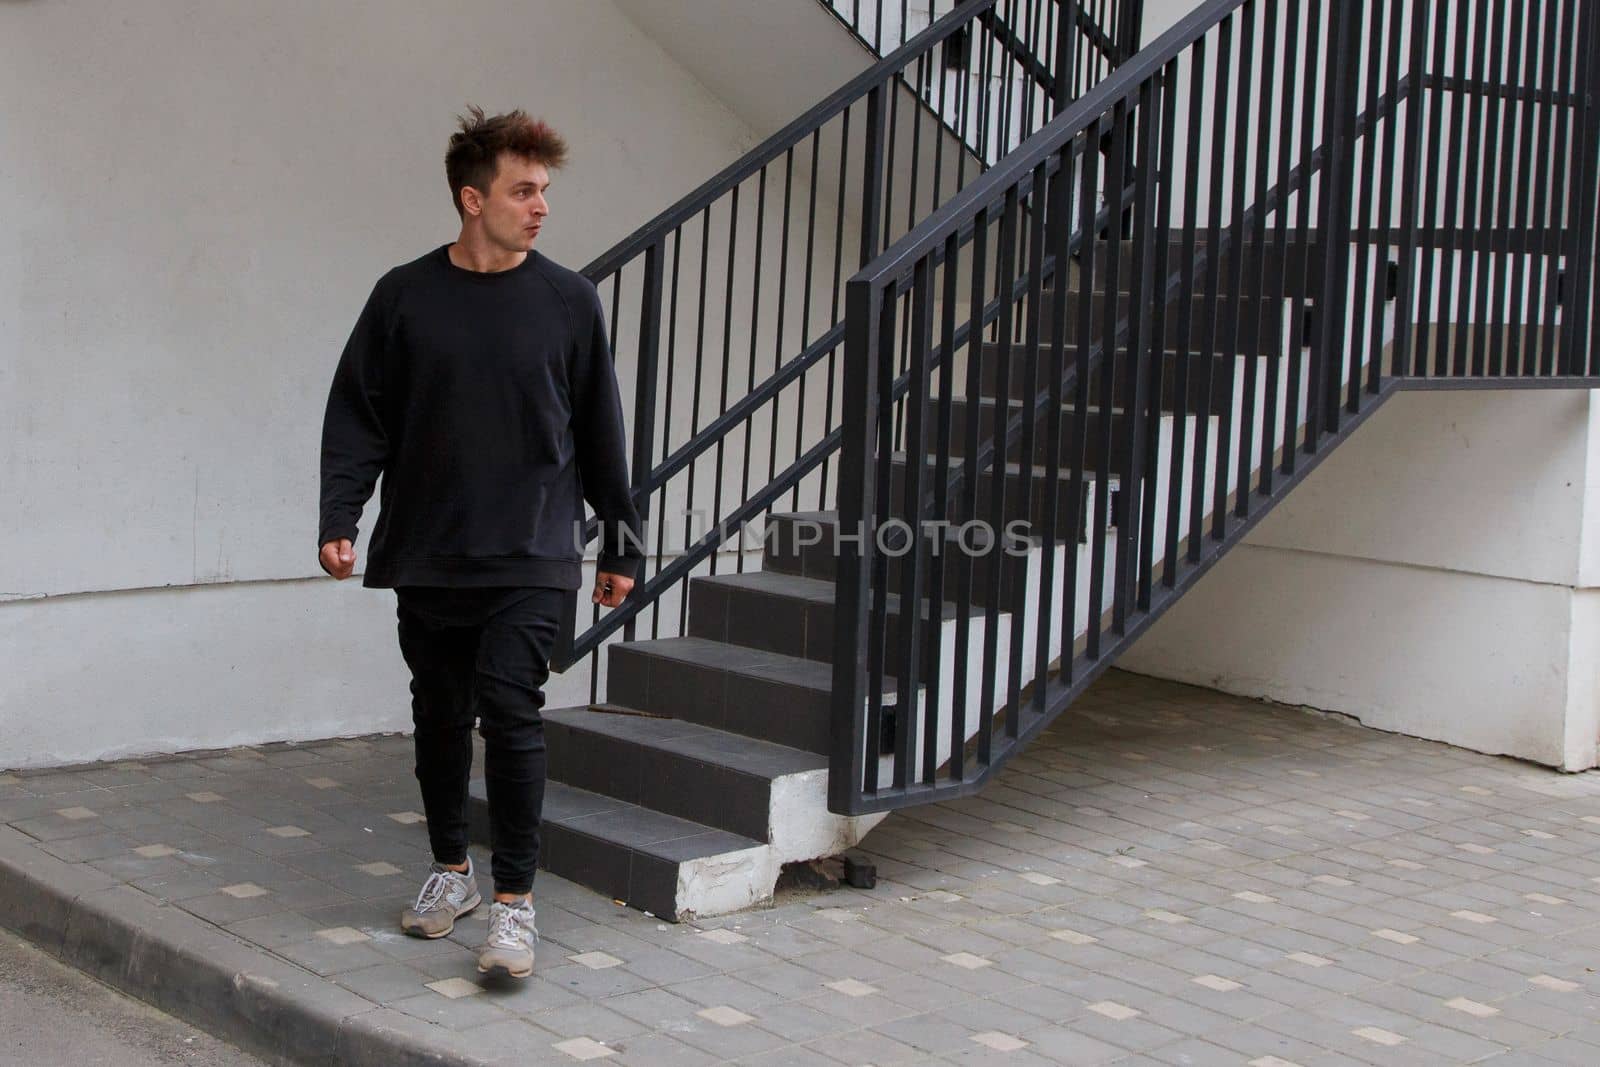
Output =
[{"x1": 5, "y1": 670, "x2": 1600, "y2": 1064}]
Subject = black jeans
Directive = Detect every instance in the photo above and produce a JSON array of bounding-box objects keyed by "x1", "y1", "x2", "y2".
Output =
[{"x1": 394, "y1": 586, "x2": 566, "y2": 896}]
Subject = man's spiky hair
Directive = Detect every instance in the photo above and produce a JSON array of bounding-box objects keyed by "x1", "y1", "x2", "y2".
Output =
[{"x1": 445, "y1": 106, "x2": 568, "y2": 216}]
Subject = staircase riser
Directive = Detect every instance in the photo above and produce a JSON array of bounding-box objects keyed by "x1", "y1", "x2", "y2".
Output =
[
  {"x1": 1031, "y1": 293, "x2": 1286, "y2": 356},
  {"x1": 940, "y1": 401, "x2": 1136, "y2": 471},
  {"x1": 607, "y1": 645, "x2": 832, "y2": 754},
  {"x1": 1075, "y1": 237, "x2": 1321, "y2": 294},
  {"x1": 978, "y1": 348, "x2": 1257, "y2": 412},
  {"x1": 545, "y1": 719, "x2": 773, "y2": 841},
  {"x1": 763, "y1": 515, "x2": 1078, "y2": 608},
  {"x1": 888, "y1": 457, "x2": 1096, "y2": 540},
  {"x1": 464, "y1": 798, "x2": 673, "y2": 920},
  {"x1": 691, "y1": 576, "x2": 979, "y2": 677}
]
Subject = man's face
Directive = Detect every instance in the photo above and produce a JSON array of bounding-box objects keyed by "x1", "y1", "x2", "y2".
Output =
[{"x1": 467, "y1": 153, "x2": 550, "y2": 251}]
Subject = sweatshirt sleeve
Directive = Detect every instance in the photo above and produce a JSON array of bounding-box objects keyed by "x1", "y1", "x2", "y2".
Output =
[
  {"x1": 318, "y1": 280, "x2": 392, "y2": 548},
  {"x1": 570, "y1": 282, "x2": 643, "y2": 580}
]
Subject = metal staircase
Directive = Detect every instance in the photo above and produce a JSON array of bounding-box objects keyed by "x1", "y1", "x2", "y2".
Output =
[{"x1": 467, "y1": 0, "x2": 1600, "y2": 919}]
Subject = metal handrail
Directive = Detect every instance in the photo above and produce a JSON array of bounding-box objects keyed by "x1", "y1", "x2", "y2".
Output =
[
  {"x1": 555, "y1": 0, "x2": 1140, "y2": 678},
  {"x1": 582, "y1": 2, "x2": 991, "y2": 282}
]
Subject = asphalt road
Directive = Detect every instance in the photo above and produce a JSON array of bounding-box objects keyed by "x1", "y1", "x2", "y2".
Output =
[{"x1": 0, "y1": 926, "x2": 265, "y2": 1066}]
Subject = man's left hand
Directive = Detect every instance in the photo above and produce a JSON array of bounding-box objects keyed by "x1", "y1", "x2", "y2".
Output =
[{"x1": 592, "y1": 571, "x2": 634, "y2": 608}]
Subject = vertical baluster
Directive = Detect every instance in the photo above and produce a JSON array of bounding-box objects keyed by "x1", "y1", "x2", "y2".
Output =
[
  {"x1": 1011, "y1": 159, "x2": 1049, "y2": 726},
  {"x1": 1484, "y1": 0, "x2": 1525, "y2": 375},
  {"x1": 957, "y1": 208, "x2": 990, "y2": 767},
  {"x1": 652, "y1": 229, "x2": 683, "y2": 640},
  {"x1": 1264, "y1": 0, "x2": 1300, "y2": 488},
  {"x1": 1133, "y1": 67, "x2": 1172, "y2": 615},
  {"x1": 1054, "y1": 0, "x2": 1083, "y2": 116},
  {"x1": 980, "y1": 189, "x2": 1020, "y2": 747},
  {"x1": 734, "y1": 168, "x2": 767, "y2": 573},
  {"x1": 1311, "y1": 0, "x2": 1360, "y2": 438},
  {"x1": 1392, "y1": 0, "x2": 1430, "y2": 381},
  {"x1": 1063, "y1": 133, "x2": 1099, "y2": 682},
  {"x1": 1412, "y1": 0, "x2": 1449, "y2": 375},
  {"x1": 1507, "y1": 0, "x2": 1546, "y2": 376},
  {"x1": 1241, "y1": 0, "x2": 1276, "y2": 512},
  {"x1": 1090, "y1": 107, "x2": 1124, "y2": 655},
  {"x1": 1435, "y1": 1, "x2": 1474, "y2": 375},
  {"x1": 819, "y1": 109, "x2": 852, "y2": 510},
  {"x1": 1215, "y1": 2, "x2": 1253, "y2": 532},
  {"x1": 1037, "y1": 144, "x2": 1075, "y2": 711},
  {"x1": 1116, "y1": 80, "x2": 1155, "y2": 630},
  {"x1": 1345, "y1": 0, "x2": 1379, "y2": 406},
  {"x1": 928, "y1": 233, "x2": 960, "y2": 781},
  {"x1": 1138, "y1": 59, "x2": 1177, "y2": 612},
  {"x1": 1190, "y1": 17, "x2": 1230, "y2": 557},
  {"x1": 1165, "y1": 37, "x2": 1204, "y2": 586},
  {"x1": 793, "y1": 132, "x2": 822, "y2": 511},
  {"x1": 1283, "y1": 0, "x2": 1321, "y2": 432},
  {"x1": 770, "y1": 151, "x2": 795, "y2": 487},
  {"x1": 678, "y1": 210, "x2": 712, "y2": 632},
  {"x1": 893, "y1": 259, "x2": 934, "y2": 787},
  {"x1": 708, "y1": 186, "x2": 740, "y2": 578},
  {"x1": 1470, "y1": 0, "x2": 1509, "y2": 376},
  {"x1": 1540, "y1": 0, "x2": 1578, "y2": 374}
]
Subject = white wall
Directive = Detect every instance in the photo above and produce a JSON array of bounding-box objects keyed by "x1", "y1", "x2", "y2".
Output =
[
  {"x1": 0, "y1": 0, "x2": 787, "y2": 766},
  {"x1": 1121, "y1": 388, "x2": 1600, "y2": 771}
]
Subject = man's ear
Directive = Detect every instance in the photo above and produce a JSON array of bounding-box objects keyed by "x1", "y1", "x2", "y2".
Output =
[{"x1": 460, "y1": 186, "x2": 483, "y2": 218}]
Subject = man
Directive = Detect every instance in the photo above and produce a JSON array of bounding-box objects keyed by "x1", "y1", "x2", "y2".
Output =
[{"x1": 317, "y1": 107, "x2": 641, "y2": 980}]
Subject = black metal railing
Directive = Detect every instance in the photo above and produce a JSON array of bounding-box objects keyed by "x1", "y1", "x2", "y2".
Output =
[
  {"x1": 553, "y1": 0, "x2": 1137, "y2": 686},
  {"x1": 823, "y1": 0, "x2": 1143, "y2": 165},
  {"x1": 827, "y1": 0, "x2": 1142, "y2": 64},
  {"x1": 829, "y1": 0, "x2": 1600, "y2": 814}
]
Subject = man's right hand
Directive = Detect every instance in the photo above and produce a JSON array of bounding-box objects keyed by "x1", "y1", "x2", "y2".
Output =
[{"x1": 320, "y1": 539, "x2": 357, "y2": 580}]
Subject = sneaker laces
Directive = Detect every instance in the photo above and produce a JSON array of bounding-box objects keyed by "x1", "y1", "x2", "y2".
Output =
[
  {"x1": 487, "y1": 902, "x2": 537, "y2": 950},
  {"x1": 413, "y1": 867, "x2": 458, "y2": 913}
]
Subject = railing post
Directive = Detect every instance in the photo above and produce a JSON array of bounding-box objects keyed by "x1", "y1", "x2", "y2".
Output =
[
  {"x1": 828, "y1": 279, "x2": 881, "y2": 816},
  {"x1": 1310, "y1": 0, "x2": 1363, "y2": 443},
  {"x1": 859, "y1": 82, "x2": 890, "y2": 269}
]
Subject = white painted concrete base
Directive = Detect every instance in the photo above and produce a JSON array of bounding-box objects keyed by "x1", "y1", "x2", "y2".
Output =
[
  {"x1": 673, "y1": 767, "x2": 889, "y2": 921},
  {"x1": 1121, "y1": 388, "x2": 1600, "y2": 772},
  {"x1": 1119, "y1": 544, "x2": 1591, "y2": 769}
]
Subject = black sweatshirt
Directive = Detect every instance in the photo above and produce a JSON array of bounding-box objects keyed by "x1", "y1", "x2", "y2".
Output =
[{"x1": 318, "y1": 246, "x2": 642, "y2": 589}]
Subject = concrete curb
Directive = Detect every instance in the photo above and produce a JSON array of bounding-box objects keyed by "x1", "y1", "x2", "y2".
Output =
[{"x1": 0, "y1": 826, "x2": 494, "y2": 1067}]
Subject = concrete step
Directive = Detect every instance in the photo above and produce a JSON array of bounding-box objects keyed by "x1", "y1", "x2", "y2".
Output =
[
  {"x1": 1030, "y1": 289, "x2": 1286, "y2": 356},
  {"x1": 1071, "y1": 234, "x2": 1321, "y2": 295},
  {"x1": 466, "y1": 778, "x2": 764, "y2": 921},
  {"x1": 938, "y1": 397, "x2": 1154, "y2": 472},
  {"x1": 761, "y1": 508, "x2": 1113, "y2": 608},
  {"x1": 688, "y1": 567, "x2": 976, "y2": 681},
  {"x1": 974, "y1": 343, "x2": 1268, "y2": 412},
  {"x1": 606, "y1": 636, "x2": 907, "y2": 755},
  {"x1": 886, "y1": 448, "x2": 1111, "y2": 541},
  {"x1": 542, "y1": 704, "x2": 823, "y2": 841}
]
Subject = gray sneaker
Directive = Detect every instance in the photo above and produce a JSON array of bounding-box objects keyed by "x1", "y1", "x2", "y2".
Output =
[
  {"x1": 400, "y1": 859, "x2": 481, "y2": 939},
  {"x1": 477, "y1": 900, "x2": 538, "y2": 978}
]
